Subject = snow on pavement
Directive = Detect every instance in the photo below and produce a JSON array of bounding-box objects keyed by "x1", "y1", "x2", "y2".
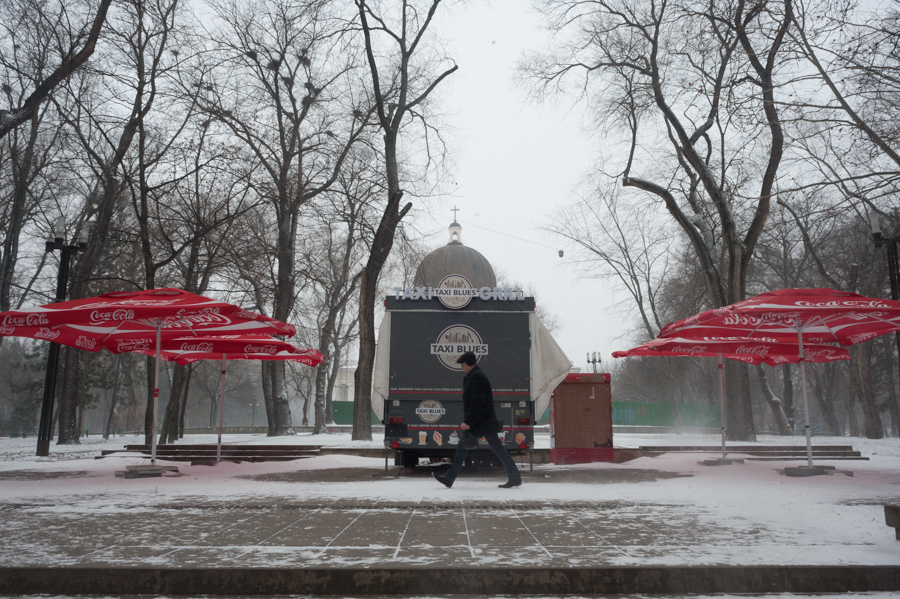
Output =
[{"x1": 0, "y1": 432, "x2": 899, "y2": 569}]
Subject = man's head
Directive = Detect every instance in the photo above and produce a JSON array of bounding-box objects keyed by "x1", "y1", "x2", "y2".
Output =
[{"x1": 456, "y1": 351, "x2": 477, "y2": 374}]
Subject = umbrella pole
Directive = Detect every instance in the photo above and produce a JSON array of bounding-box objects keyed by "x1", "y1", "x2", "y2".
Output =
[
  {"x1": 217, "y1": 355, "x2": 227, "y2": 464},
  {"x1": 796, "y1": 321, "x2": 813, "y2": 468},
  {"x1": 718, "y1": 354, "x2": 726, "y2": 460},
  {"x1": 151, "y1": 322, "x2": 161, "y2": 466}
]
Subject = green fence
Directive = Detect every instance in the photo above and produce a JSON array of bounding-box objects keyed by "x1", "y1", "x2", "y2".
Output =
[
  {"x1": 332, "y1": 400, "x2": 720, "y2": 428},
  {"x1": 330, "y1": 401, "x2": 381, "y2": 425},
  {"x1": 612, "y1": 401, "x2": 721, "y2": 428}
]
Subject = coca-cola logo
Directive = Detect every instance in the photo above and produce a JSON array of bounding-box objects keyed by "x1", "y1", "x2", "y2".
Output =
[
  {"x1": 722, "y1": 315, "x2": 764, "y2": 326},
  {"x1": 179, "y1": 342, "x2": 214, "y2": 352},
  {"x1": 805, "y1": 348, "x2": 840, "y2": 359},
  {"x1": 2, "y1": 313, "x2": 49, "y2": 327},
  {"x1": 768, "y1": 355, "x2": 790, "y2": 365},
  {"x1": 89, "y1": 309, "x2": 136, "y2": 323},
  {"x1": 76, "y1": 335, "x2": 96, "y2": 349},
  {"x1": 795, "y1": 300, "x2": 891, "y2": 309},
  {"x1": 731, "y1": 356, "x2": 756, "y2": 363},
  {"x1": 0, "y1": 325, "x2": 14, "y2": 335},
  {"x1": 236, "y1": 309, "x2": 258, "y2": 320},
  {"x1": 712, "y1": 307, "x2": 731, "y2": 315},
  {"x1": 249, "y1": 344, "x2": 278, "y2": 355},
  {"x1": 116, "y1": 340, "x2": 151, "y2": 351},
  {"x1": 34, "y1": 327, "x2": 60, "y2": 340},
  {"x1": 849, "y1": 332, "x2": 878, "y2": 344},
  {"x1": 735, "y1": 345, "x2": 769, "y2": 356},
  {"x1": 671, "y1": 345, "x2": 708, "y2": 356}
]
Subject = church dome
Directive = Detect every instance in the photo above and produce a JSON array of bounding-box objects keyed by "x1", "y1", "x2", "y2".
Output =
[{"x1": 413, "y1": 220, "x2": 497, "y2": 288}]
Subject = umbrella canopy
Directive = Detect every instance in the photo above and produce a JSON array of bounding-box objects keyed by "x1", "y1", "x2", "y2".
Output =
[
  {"x1": 656, "y1": 288, "x2": 900, "y2": 469},
  {"x1": 658, "y1": 288, "x2": 900, "y2": 345},
  {"x1": 0, "y1": 288, "x2": 295, "y2": 349},
  {"x1": 130, "y1": 341, "x2": 323, "y2": 463},
  {"x1": 105, "y1": 335, "x2": 311, "y2": 357},
  {"x1": 612, "y1": 337, "x2": 851, "y2": 366},
  {"x1": 0, "y1": 288, "x2": 295, "y2": 464},
  {"x1": 166, "y1": 348, "x2": 323, "y2": 367},
  {"x1": 613, "y1": 336, "x2": 850, "y2": 461}
]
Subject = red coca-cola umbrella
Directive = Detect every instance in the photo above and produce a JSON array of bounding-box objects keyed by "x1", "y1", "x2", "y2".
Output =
[
  {"x1": 0, "y1": 289, "x2": 295, "y2": 463},
  {"x1": 658, "y1": 288, "x2": 900, "y2": 467},
  {"x1": 129, "y1": 339, "x2": 323, "y2": 463},
  {"x1": 613, "y1": 337, "x2": 850, "y2": 461}
]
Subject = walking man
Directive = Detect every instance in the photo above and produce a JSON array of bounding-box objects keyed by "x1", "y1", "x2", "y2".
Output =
[{"x1": 433, "y1": 351, "x2": 522, "y2": 489}]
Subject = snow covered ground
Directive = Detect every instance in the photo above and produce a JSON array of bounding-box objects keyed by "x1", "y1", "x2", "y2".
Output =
[{"x1": 1, "y1": 431, "x2": 900, "y2": 572}]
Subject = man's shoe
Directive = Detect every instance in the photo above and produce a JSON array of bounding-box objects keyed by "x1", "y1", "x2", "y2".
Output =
[
  {"x1": 433, "y1": 472, "x2": 452, "y2": 488},
  {"x1": 498, "y1": 480, "x2": 521, "y2": 488}
]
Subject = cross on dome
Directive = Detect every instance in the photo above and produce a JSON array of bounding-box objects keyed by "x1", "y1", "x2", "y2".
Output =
[{"x1": 448, "y1": 207, "x2": 462, "y2": 244}]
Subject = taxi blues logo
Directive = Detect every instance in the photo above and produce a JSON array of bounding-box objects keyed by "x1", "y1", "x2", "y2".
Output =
[{"x1": 430, "y1": 324, "x2": 488, "y2": 370}]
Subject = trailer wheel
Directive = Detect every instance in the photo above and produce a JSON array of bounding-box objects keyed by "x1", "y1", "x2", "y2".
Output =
[{"x1": 401, "y1": 451, "x2": 419, "y2": 468}]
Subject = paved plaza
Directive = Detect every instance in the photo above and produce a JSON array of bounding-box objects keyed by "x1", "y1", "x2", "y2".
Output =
[{"x1": 2, "y1": 433, "x2": 900, "y2": 595}]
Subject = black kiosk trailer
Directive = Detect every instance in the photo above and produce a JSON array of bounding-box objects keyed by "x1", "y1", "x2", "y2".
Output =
[
  {"x1": 379, "y1": 291, "x2": 538, "y2": 466},
  {"x1": 372, "y1": 219, "x2": 571, "y2": 468}
]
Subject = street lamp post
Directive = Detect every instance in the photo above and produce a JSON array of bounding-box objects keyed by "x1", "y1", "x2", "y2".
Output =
[
  {"x1": 35, "y1": 215, "x2": 89, "y2": 457},
  {"x1": 870, "y1": 213, "x2": 900, "y2": 422},
  {"x1": 586, "y1": 352, "x2": 601, "y2": 374}
]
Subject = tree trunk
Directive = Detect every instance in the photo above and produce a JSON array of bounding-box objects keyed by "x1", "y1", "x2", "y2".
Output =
[
  {"x1": 261, "y1": 361, "x2": 274, "y2": 432},
  {"x1": 301, "y1": 392, "x2": 311, "y2": 426},
  {"x1": 142, "y1": 355, "x2": 156, "y2": 444},
  {"x1": 103, "y1": 355, "x2": 122, "y2": 439},
  {"x1": 268, "y1": 361, "x2": 294, "y2": 435},
  {"x1": 854, "y1": 341, "x2": 885, "y2": 439},
  {"x1": 178, "y1": 365, "x2": 192, "y2": 438},
  {"x1": 781, "y1": 363, "x2": 794, "y2": 432},
  {"x1": 844, "y1": 361, "x2": 861, "y2": 436},
  {"x1": 753, "y1": 365, "x2": 791, "y2": 435},
  {"x1": 326, "y1": 350, "x2": 340, "y2": 424},
  {"x1": 56, "y1": 347, "x2": 81, "y2": 444},
  {"x1": 159, "y1": 363, "x2": 188, "y2": 444},
  {"x1": 811, "y1": 363, "x2": 842, "y2": 436},
  {"x1": 724, "y1": 360, "x2": 756, "y2": 441},
  {"x1": 0, "y1": 112, "x2": 40, "y2": 313},
  {"x1": 313, "y1": 318, "x2": 336, "y2": 434},
  {"x1": 353, "y1": 269, "x2": 377, "y2": 441}
]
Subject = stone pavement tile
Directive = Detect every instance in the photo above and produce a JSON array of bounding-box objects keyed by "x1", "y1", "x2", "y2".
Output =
[
  {"x1": 312, "y1": 546, "x2": 399, "y2": 566},
  {"x1": 74, "y1": 546, "x2": 185, "y2": 567},
  {"x1": 575, "y1": 518, "x2": 661, "y2": 546},
  {"x1": 194, "y1": 510, "x2": 303, "y2": 546},
  {"x1": 464, "y1": 511, "x2": 536, "y2": 547},
  {"x1": 401, "y1": 509, "x2": 468, "y2": 547},
  {"x1": 323, "y1": 509, "x2": 410, "y2": 547},
  {"x1": 514, "y1": 511, "x2": 608, "y2": 546},
  {"x1": 0, "y1": 544, "x2": 103, "y2": 567},
  {"x1": 2, "y1": 513, "x2": 146, "y2": 547},
  {"x1": 469, "y1": 545, "x2": 554, "y2": 564},
  {"x1": 257, "y1": 509, "x2": 366, "y2": 547},
  {"x1": 612, "y1": 545, "x2": 700, "y2": 564},
  {"x1": 541, "y1": 545, "x2": 626, "y2": 564},
  {"x1": 160, "y1": 546, "x2": 252, "y2": 568},
  {"x1": 393, "y1": 544, "x2": 473, "y2": 565}
]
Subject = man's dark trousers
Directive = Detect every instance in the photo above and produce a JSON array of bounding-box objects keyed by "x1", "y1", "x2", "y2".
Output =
[{"x1": 442, "y1": 433, "x2": 521, "y2": 485}]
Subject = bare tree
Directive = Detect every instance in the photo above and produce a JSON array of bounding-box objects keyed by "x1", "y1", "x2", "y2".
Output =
[
  {"x1": 200, "y1": 0, "x2": 370, "y2": 435},
  {"x1": 0, "y1": 0, "x2": 113, "y2": 139},
  {"x1": 352, "y1": 0, "x2": 457, "y2": 440},
  {"x1": 524, "y1": 0, "x2": 795, "y2": 441}
]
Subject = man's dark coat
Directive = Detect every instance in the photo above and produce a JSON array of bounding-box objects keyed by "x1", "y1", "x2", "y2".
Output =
[{"x1": 462, "y1": 364, "x2": 498, "y2": 436}]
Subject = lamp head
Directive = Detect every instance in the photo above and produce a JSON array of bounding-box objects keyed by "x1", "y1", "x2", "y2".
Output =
[
  {"x1": 54, "y1": 215, "x2": 65, "y2": 245},
  {"x1": 869, "y1": 210, "x2": 885, "y2": 247},
  {"x1": 77, "y1": 222, "x2": 91, "y2": 249}
]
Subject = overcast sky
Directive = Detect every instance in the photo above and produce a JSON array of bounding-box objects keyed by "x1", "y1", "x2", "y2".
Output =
[{"x1": 408, "y1": 0, "x2": 633, "y2": 372}]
